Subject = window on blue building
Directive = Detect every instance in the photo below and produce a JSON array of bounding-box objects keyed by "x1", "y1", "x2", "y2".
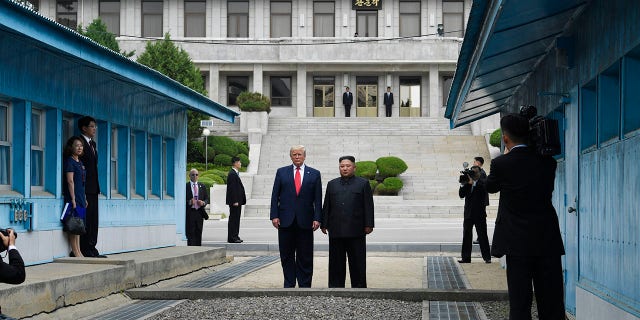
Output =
[
  {"x1": 598, "y1": 62, "x2": 621, "y2": 145},
  {"x1": 580, "y1": 81, "x2": 597, "y2": 151},
  {"x1": 623, "y1": 50, "x2": 640, "y2": 135},
  {"x1": 163, "y1": 138, "x2": 175, "y2": 198},
  {"x1": 31, "y1": 109, "x2": 44, "y2": 188},
  {"x1": 111, "y1": 127, "x2": 118, "y2": 195},
  {"x1": 0, "y1": 103, "x2": 10, "y2": 188},
  {"x1": 62, "y1": 115, "x2": 74, "y2": 145}
]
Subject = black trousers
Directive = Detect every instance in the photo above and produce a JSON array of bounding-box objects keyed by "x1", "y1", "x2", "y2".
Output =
[
  {"x1": 186, "y1": 208, "x2": 204, "y2": 246},
  {"x1": 385, "y1": 105, "x2": 392, "y2": 117},
  {"x1": 344, "y1": 105, "x2": 352, "y2": 117},
  {"x1": 80, "y1": 193, "x2": 100, "y2": 257},
  {"x1": 461, "y1": 217, "x2": 491, "y2": 261},
  {"x1": 227, "y1": 205, "x2": 242, "y2": 241},
  {"x1": 328, "y1": 236, "x2": 367, "y2": 288},
  {"x1": 506, "y1": 255, "x2": 565, "y2": 320},
  {"x1": 278, "y1": 221, "x2": 314, "y2": 288}
]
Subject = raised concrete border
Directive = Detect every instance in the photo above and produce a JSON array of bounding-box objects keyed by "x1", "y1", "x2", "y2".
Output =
[
  {"x1": 0, "y1": 246, "x2": 227, "y2": 319},
  {"x1": 126, "y1": 287, "x2": 509, "y2": 302}
]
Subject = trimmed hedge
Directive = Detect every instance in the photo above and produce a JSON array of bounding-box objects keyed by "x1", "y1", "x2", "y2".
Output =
[
  {"x1": 376, "y1": 177, "x2": 403, "y2": 195},
  {"x1": 209, "y1": 136, "x2": 238, "y2": 157},
  {"x1": 198, "y1": 175, "x2": 224, "y2": 188},
  {"x1": 376, "y1": 156, "x2": 408, "y2": 179},
  {"x1": 355, "y1": 161, "x2": 377, "y2": 180},
  {"x1": 186, "y1": 141, "x2": 204, "y2": 163},
  {"x1": 214, "y1": 154, "x2": 233, "y2": 166},
  {"x1": 369, "y1": 179, "x2": 379, "y2": 191},
  {"x1": 237, "y1": 142, "x2": 249, "y2": 155},
  {"x1": 490, "y1": 128, "x2": 502, "y2": 148},
  {"x1": 237, "y1": 91, "x2": 271, "y2": 113},
  {"x1": 237, "y1": 153, "x2": 250, "y2": 167}
]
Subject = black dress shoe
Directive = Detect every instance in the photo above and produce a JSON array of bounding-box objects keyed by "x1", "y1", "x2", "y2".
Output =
[
  {"x1": 484, "y1": 259, "x2": 491, "y2": 263},
  {"x1": 95, "y1": 255, "x2": 107, "y2": 258},
  {"x1": 458, "y1": 259, "x2": 471, "y2": 263},
  {"x1": 69, "y1": 251, "x2": 75, "y2": 257},
  {"x1": 228, "y1": 239, "x2": 243, "y2": 243},
  {"x1": 473, "y1": 240, "x2": 479, "y2": 244}
]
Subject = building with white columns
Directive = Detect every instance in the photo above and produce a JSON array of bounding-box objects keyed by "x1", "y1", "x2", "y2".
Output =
[{"x1": 34, "y1": 0, "x2": 470, "y2": 119}]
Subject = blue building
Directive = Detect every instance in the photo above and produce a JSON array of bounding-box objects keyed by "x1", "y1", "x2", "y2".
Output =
[
  {"x1": 0, "y1": 1, "x2": 238, "y2": 265},
  {"x1": 446, "y1": 0, "x2": 640, "y2": 318}
]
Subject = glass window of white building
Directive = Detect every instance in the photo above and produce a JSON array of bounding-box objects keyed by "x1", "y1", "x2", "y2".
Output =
[
  {"x1": 31, "y1": 109, "x2": 44, "y2": 188},
  {"x1": 0, "y1": 103, "x2": 10, "y2": 187},
  {"x1": 228, "y1": 1, "x2": 249, "y2": 38},
  {"x1": 56, "y1": 1, "x2": 78, "y2": 29},
  {"x1": 99, "y1": 0, "x2": 120, "y2": 35},
  {"x1": 356, "y1": 11, "x2": 377, "y2": 37},
  {"x1": 271, "y1": 76, "x2": 292, "y2": 106},
  {"x1": 400, "y1": 1, "x2": 420, "y2": 37},
  {"x1": 185, "y1": 0, "x2": 206, "y2": 37},
  {"x1": 142, "y1": 0, "x2": 163, "y2": 37},
  {"x1": 228, "y1": 76, "x2": 249, "y2": 106},
  {"x1": 271, "y1": 1, "x2": 292, "y2": 38},
  {"x1": 443, "y1": 0, "x2": 464, "y2": 38},
  {"x1": 313, "y1": 1, "x2": 335, "y2": 37}
]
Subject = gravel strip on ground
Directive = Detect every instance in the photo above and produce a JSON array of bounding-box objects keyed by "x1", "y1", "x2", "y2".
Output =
[
  {"x1": 148, "y1": 297, "x2": 422, "y2": 320},
  {"x1": 480, "y1": 301, "x2": 539, "y2": 320}
]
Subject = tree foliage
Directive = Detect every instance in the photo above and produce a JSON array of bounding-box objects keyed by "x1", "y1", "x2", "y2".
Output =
[
  {"x1": 136, "y1": 33, "x2": 209, "y2": 141},
  {"x1": 77, "y1": 18, "x2": 134, "y2": 57}
]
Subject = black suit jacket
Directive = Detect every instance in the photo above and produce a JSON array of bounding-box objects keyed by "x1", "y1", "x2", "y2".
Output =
[
  {"x1": 383, "y1": 92, "x2": 394, "y2": 106},
  {"x1": 486, "y1": 146, "x2": 565, "y2": 257},
  {"x1": 342, "y1": 91, "x2": 353, "y2": 106},
  {"x1": 0, "y1": 249, "x2": 26, "y2": 284},
  {"x1": 459, "y1": 179, "x2": 487, "y2": 220},
  {"x1": 322, "y1": 176, "x2": 374, "y2": 238},
  {"x1": 226, "y1": 169, "x2": 246, "y2": 205},
  {"x1": 79, "y1": 137, "x2": 100, "y2": 195},
  {"x1": 186, "y1": 181, "x2": 210, "y2": 220}
]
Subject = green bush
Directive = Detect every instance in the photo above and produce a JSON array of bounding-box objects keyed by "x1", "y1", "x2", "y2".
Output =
[
  {"x1": 209, "y1": 136, "x2": 238, "y2": 157},
  {"x1": 186, "y1": 162, "x2": 206, "y2": 172},
  {"x1": 214, "y1": 154, "x2": 233, "y2": 166},
  {"x1": 237, "y1": 153, "x2": 250, "y2": 167},
  {"x1": 376, "y1": 156, "x2": 408, "y2": 179},
  {"x1": 355, "y1": 161, "x2": 378, "y2": 180},
  {"x1": 376, "y1": 177, "x2": 403, "y2": 195},
  {"x1": 369, "y1": 179, "x2": 379, "y2": 191},
  {"x1": 186, "y1": 141, "x2": 204, "y2": 163},
  {"x1": 236, "y1": 141, "x2": 249, "y2": 155},
  {"x1": 490, "y1": 128, "x2": 502, "y2": 148},
  {"x1": 198, "y1": 175, "x2": 224, "y2": 189},
  {"x1": 237, "y1": 91, "x2": 271, "y2": 113}
]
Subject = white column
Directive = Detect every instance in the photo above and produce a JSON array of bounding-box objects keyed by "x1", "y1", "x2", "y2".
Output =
[
  {"x1": 429, "y1": 65, "x2": 440, "y2": 118},
  {"x1": 208, "y1": 64, "x2": 220, "y2": 102},
  {"x1": 253, "y1": 64, "x2": 263, "y2": 94},
  {"x1": 297, "y1": 66, "x2": 307, "y2": 117}
]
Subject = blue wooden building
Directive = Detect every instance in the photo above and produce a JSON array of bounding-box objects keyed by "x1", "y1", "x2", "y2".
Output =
[
  {"x1": 0, "y1": 0, "x2": 238, "y2": 265},
  {"x1": 446, "y1": 0, "x2": 640, "y2": 318}
]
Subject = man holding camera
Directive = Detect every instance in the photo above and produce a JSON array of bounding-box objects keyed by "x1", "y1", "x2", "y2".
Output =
[
  {"x1": 486, "y1": 114, "x2": 565, "y2": 319},
  {"x1": 458, "y1": 166, "x2": 491, "y2": 264},
  {"x1": 0, "y1": 229, "x2": 25, "y2": 285}
]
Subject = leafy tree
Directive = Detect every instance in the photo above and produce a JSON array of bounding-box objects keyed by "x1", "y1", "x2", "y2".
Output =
[
  {"x1": 136, "y1": 33, "x2": 209, "y2": 142},
  {"x1": 77, "y1": 18, "x2": 134, "y2": 57}
]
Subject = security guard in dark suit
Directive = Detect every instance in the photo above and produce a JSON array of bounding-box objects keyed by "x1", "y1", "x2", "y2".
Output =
[{"x1": 458, "y1": 166, "x2": 491, "y2": 263}]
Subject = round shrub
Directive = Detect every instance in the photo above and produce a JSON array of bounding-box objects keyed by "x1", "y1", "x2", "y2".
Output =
[
  {"x1": 213, "y1": 154, "x2": 233, "y2": 166},
  {"x1": 198, "y1": 175, "x2": 224, "y2": 189},
  {"x1": 209, "y1": 136, "x2": 238, "y2": 157},
  {"x1": 369, "y1": 179, "x2": 379, "y2": 191},
  {"x1": 377, "y1": 177, "x2": 404, "y2": 195},
  {"x1": 186, "y1": 141, "x2": 204, "y2": 163},
  {"x1": 237, "y1": 153, "x2": 250, "y2": 167},
  {"x1": 376, "y1": 156, "x2": 408, "y2": 179},
  {"x1": 186, "y1": 162, "x2": 205, "y2": 172},
  {"x1": 237, "y1": 91, "x2": 271, "y2": 113},
  {"x1": 355, "y1": 161, "x2": 377, "y2": 180},
  {"x1": 490, "y1": 128, "x2": 502, "y2": 148},
  {"x1": 202, "y1": 169, "x2": 229, "y2": 183},
  {"x1": 236, "y1": 141, "x2": 249, "y2": 155}
]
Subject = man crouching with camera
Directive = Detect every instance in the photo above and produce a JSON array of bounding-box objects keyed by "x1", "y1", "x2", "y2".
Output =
[
  {"x1": 0, "y1": 228, "x2": 25, "y2": 285},
  {"x1": 458, "y1": 166, "x2": 491, "y2": 264}
]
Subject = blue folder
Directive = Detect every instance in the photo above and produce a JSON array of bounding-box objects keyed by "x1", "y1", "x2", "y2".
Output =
[{"x1": 60, "y1": 203, "x2": 87, "y2": 221}]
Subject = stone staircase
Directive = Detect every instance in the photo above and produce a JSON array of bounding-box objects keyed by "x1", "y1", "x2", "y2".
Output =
[{"x1": 243, "y1": 117, "x2": 497, "y2": 219}]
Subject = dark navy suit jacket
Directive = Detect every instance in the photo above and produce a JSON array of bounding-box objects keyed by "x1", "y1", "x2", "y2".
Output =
[{"x1": 270, "y1": 164, "x2": 322, "y2": 229}]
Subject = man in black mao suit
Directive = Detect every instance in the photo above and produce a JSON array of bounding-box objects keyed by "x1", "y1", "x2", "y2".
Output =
[
  {"x1": 321, "y1": 156, "x2": 374, "y2": 288},
  {"x1": 270, "y1": 145, "x2": 322, "y2": 288},
  {"x1": 0, "y1": 229, "x2": 25, "y2": 285},
  {"x1": 78, "y1": 116, "x2": 105, "y2": 258},
  {"x1": 186, "y1": 168, "x2": 209, "y2": 246},
  {"x1": 486, "y1": 114, "x2": 565, "y2": 320},
  {"x1": 226, "y1": 157, "x2": 246, "y2": 243},
  {"x1": 343, "y1": 86, "x2": 353, "y2": 117},
  {"x1": 383, "y1": 86, "x2": 394, "y2": 117},
  {"x1": 458, "y1": 166, "x2": 491, "y2": 263}
]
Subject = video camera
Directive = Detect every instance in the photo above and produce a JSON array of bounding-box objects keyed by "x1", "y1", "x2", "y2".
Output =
[
  {"x1": 458, "y1": 162, "x2": 476, "y2": 184},
  {"x1": 0, "y1": 228, "x2": 17, "y2": 252},
  {"x1": 519, "y1": 105, "x2": 561, "y2": 156}
]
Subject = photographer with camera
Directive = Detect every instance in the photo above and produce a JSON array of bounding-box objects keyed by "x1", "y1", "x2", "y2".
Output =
[
  {"x1": 487, "y1": 113, "x2": 565, "y2": 319},
  {"x1": 0, "y1": 228, "x2": 25, "y2": 285},
  {"x1": 458, "y1": 165, "x2": 491, "y2": 264}
]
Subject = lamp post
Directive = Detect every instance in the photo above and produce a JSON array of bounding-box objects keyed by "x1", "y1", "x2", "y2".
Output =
[{"x1": 203, "y1": 128, "x2": 211, "y2": 171}]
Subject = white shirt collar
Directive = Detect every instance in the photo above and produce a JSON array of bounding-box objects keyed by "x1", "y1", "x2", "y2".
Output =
[{"x1": 81, "y1": 134, "x2": 92, "y2": 143}]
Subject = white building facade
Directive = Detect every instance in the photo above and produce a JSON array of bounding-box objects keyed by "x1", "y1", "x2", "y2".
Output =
[{"x1": 35, "y1": 0, "x2": 470, "y2": 119}]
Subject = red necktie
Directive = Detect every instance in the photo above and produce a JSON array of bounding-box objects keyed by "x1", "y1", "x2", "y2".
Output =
[{"x1": 295, "y1": 167, "x2": 301, "y2": 195}]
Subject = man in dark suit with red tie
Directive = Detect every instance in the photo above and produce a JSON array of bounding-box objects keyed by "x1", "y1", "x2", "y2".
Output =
[
  {"x1": 342, "y1": 86, "x2": 353, "y2": 117},
  {"x1": 383, "y1": 86, "x2": 394, "y2": 117},
  {"x1": 186, "y1": 168, "x2": 209, "y2": 246},
  {"x1": 226, "y1": 157, "x2": 246, "y2": 243},
  {"x1": 78, "y1": 116, "x2": 106, "y2": 258},
  {"x1": 486, "y1": 114, "x2": 565, "y2": 319},
  {"x1": 270, "y1": 145, "x2": 322, "y2": 288}
]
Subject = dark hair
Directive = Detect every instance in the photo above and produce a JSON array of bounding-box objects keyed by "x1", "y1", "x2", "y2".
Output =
[
  {"x1": 231, "y1": 156, "x2": 241, "y2": 163},
  {"x1": 338, "y1": 155, "x2": 356, "y2": 163},
  {"x1": 500, "y1": 113, "x2": 529, "y2": 144},
  {"x1": 78, "y1": 116, "x2": 96, "y2": 131},
  {"x1": 64, "y1": 136, "x2": 84, "y2": 158},
  {"x1": 474, "y1": 156, "x2": 484, "y2": 165}
]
